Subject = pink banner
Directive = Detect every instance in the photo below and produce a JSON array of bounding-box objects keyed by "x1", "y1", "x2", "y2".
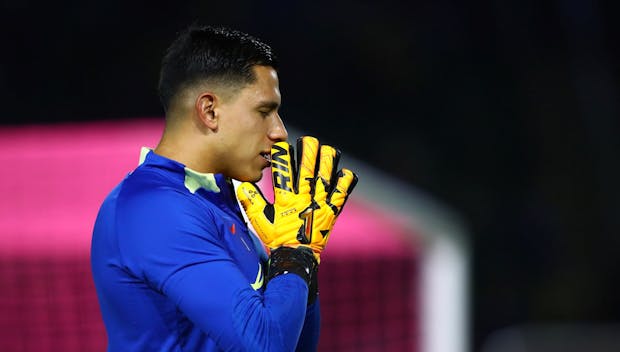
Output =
[{"x1": 0, "y1": 118, "x2": 417, "y2": 257}]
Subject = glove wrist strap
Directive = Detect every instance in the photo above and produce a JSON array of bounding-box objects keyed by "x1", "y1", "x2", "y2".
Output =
[{"x1": 267, "y1": 246, "x2": 319, "y2": 305}]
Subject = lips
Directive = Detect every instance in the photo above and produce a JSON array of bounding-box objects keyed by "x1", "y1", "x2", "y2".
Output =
[
  {"x1": 259, "y1": 152, "x2": 271, "y2": 169},
  {"x1": 260, "y1": 152, "x2": 271, "y2": 162}
]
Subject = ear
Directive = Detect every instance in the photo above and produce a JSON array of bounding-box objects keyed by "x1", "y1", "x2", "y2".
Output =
[{"x1": 196, "y1": 92, "x2": 218, "y2": 130}]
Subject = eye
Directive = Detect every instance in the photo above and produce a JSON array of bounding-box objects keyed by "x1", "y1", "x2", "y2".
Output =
[{"x1": 258, "y1": 110, "x2": 271, "y2": 117}]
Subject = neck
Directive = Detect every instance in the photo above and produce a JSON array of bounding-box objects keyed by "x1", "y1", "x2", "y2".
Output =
[{"x1": 154, "y1": 125, "x2": 216, "y2": 174}]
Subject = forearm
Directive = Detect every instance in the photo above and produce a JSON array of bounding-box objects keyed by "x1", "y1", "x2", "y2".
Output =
[
  {"x1": 163, "y1": 260, "x2": 310, "y2": 352},
  {"x1": 296, "y1": 298, "x2": 321, "y2": 352},
  {"x1": 264, "y1": 246, "x2": 320, "y2": 351}
]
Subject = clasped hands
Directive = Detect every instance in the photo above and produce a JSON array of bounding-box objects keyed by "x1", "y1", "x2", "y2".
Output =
[{"x1": 237, "y1": 136, "x2": 358, "y2": 263}]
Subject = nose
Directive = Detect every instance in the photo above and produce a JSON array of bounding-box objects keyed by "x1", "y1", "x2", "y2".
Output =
[{"x1": 269, "y1": 114, "x2": 288, "y2": 142}]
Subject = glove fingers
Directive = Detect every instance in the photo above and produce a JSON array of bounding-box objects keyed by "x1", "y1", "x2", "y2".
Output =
[
  {"x1": 318, "y1": 145, "x2": 340, "y2": 186},
  {"x1": 315, "y1": 144, "x2": 340, "y2": 203},
  {"x1": 327, "y1": 168, "x2": 358, "y2": 215},
  {"x1": 270, "y1": 141, "x2": 296, "y2": 202},
  {"x1": 296, "y1": 136, "x2": 320, "y2": 195}
]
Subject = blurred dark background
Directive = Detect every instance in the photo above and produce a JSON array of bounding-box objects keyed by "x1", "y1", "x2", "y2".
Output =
[{"x1": 1, "y1": 1, "x2": 619, "y2": 351}]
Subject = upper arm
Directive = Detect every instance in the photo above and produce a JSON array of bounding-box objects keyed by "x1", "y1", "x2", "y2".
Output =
[{"x1": 117, "y1": 189, "x2": 310, "y2": 351}]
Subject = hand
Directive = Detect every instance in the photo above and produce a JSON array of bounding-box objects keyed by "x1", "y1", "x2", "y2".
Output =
[{"x1": 237, "y1": 136, "x2": 358, "y2": 263}]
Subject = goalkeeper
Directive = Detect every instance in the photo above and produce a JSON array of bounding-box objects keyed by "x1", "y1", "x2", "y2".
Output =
[{"x1": 90, "y1": 24, "x2": 357, "y2": 352}]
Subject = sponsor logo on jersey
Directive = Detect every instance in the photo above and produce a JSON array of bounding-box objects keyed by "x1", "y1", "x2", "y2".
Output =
[{"x1": 250, "y1": 263, "x2": 264, "y2": 290}]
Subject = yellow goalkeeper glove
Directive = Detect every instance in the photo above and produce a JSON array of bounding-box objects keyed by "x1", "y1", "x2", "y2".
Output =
[{"x1": 236, "y1": 136, "x2": 358, "y2": 263}]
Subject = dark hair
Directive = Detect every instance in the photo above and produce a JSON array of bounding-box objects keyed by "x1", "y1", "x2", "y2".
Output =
[{"x1": 158, "y1": 25, "x2": 278, "y2": 113}]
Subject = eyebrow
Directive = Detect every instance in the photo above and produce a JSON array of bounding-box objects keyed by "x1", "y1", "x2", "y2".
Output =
[{"x1": 256, "y1": 101, "x2": 281, "y2": 110}]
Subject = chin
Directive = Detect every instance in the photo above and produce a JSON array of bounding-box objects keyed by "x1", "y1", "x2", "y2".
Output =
[
  {"x1": 250, "y1": 172, "x2": 264, "y2": 183},
  {"x1": 237, "y1": 171, "x2": 263, "y2": 183}
]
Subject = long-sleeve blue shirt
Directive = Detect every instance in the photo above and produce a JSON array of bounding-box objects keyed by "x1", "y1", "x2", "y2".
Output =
[{"x1": 91, "y1": 148, "x2": 320, "y2": 351}]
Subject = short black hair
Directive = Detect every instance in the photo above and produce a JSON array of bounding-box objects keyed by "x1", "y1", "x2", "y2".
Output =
[{"x1": 158, "y1": 25, "x2": 278, "y2": 113}]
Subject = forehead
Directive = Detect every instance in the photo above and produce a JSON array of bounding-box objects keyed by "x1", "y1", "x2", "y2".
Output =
[{"x1": 239, "y1": 66, "x2": 281, "y2": 104}]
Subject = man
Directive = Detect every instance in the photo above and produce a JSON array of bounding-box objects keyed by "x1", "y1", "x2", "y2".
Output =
[{"x1": 91, "y1": 25, "x2": 357, "y2": 351}]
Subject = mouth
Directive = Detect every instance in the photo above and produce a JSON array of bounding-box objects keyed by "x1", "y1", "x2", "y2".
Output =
[{"x1": 260, "y1": 152, "x2": 271, "y2": 163}]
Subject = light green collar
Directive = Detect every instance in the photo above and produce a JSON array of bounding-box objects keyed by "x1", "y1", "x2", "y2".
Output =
[
  {"x1": 139, "y1": 146, "x2": 221, "y2": 194},
  {"x1": 183, "y1": 167, "x2": 220, "y2": 194},
  {"x1": 138, "y1": 146, "x2": 151, "y2": 165}
]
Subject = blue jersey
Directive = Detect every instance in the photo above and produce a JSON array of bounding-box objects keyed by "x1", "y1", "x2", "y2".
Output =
[{"x1": 91, "y1": 149, "x2": 320, "y2": 351}]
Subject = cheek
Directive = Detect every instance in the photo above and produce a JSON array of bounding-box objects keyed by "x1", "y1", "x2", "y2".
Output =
[{"x1": 240, "y1": 116, "x2": 269, "y2": 136}]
